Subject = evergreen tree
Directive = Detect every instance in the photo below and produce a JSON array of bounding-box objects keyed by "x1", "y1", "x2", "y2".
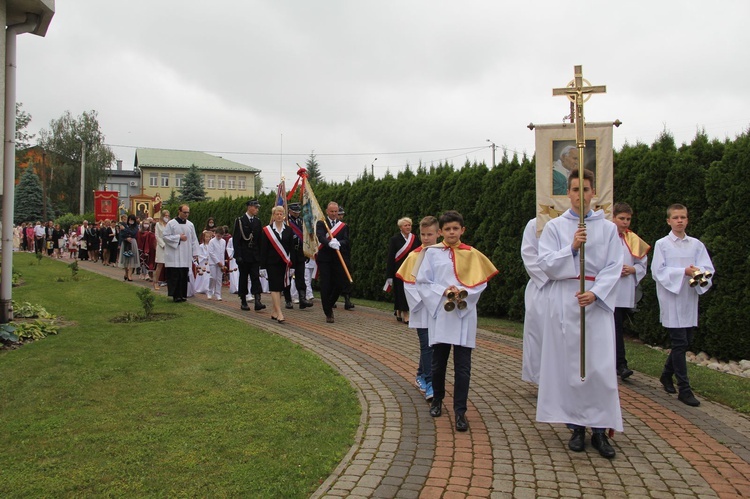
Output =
[
  {"x1": 305, "y1": 151, "x2": 323, "y2": 186},
  {"x1": 14, "y1": 168, "x2": 49, "y2": 223},
  {"x1": 179, "y1": 164, "x2": 207, "y2": 202}
]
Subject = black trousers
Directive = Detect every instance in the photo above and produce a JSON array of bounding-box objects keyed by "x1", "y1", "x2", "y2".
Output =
[
  {"x1": 318, "y1": 259, "x2": 346, "y2": 317},
  {"x1": 614, "y1": 307, "x2": 629, "y2": 369},
  {"x1": 167, "y1": 267, "x2": 189, "y2": 300},
  {"x1": 431, "y1": 343, "x2": 472, "y2": 415},
  {"x1": 237, "y1": 260, "x2": 261, "y2": 298},
  {"x1": 663, "y1": 327, "x2": 695, "y2": 394}
]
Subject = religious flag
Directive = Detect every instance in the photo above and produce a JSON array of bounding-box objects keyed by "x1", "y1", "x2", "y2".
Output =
[
  {"x1": 298, "y1": 168, "x2": 325, "y2": 258},
  {"x1": 94, "y1": 190, "x2": 119, "y2": 222},
  {"x1": 533, "y1": 122, "x2": 614, "y2": 234}
]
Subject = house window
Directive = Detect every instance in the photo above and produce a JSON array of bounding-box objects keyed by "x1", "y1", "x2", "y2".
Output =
[
  {"x1": 228, "y1": 176, "x2": 236, "y2": 190},
  {"x1": 160, "y1": 173, "x2": 169, "y2": 187},
  {"x1": 149, "y1": 173, "x2": 158, "y2": 187},
  {"x1": 175, "y1": 174, "x2": 184, "y2": 188},
  {"x1": 238, "y1": 176, "x2": 246, "y2": 190},
  {"x1": 207, "y1": 175, "x2": 215, "y2": 189},
  {"x1": 218, "y1": 175, "x2": 226, "y2": 189}
]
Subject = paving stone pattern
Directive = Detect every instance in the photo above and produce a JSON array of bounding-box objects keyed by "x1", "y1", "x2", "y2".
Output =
[{"x1": 89, "y1": 263, "x2": 750, "y2": 498}]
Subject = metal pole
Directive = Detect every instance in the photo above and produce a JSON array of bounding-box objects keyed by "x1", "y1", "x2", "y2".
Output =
[
  {"x1": 79, "y1": 139, "x2": 86, "y2": 215},
  {"x1": 2, "y1": 15, "x2": 41, "y2": 323}
]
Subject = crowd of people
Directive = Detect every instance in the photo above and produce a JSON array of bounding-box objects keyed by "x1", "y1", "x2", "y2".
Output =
[{"x1": 10, "y1": 183, "x2": 714, "y2": 458}]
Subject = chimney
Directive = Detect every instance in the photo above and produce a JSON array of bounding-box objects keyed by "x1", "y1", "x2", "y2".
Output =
[{"x1": 116, "y1": 159, "x2": 123, "y2": 171}]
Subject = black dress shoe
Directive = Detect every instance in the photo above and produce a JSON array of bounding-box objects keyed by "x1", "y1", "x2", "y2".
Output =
[
  {"x1": 591, "y1": 433, "x2": 616, "y2": 458},
  {"x1": 326, "y1": 315, "x2": 335, "y2": 324},
  {"x1": 429, "y1": 399, "x2": 442, "y2": 417},
  {"x1": 298, "y1": 299, "x2": 313, "y2": 309},
  {"x1": 678, "y1": 391, "x2": 700, "y2": 407},
  {"x1": 619, "y1": 367, "x2": 634, "y2": 380},
  {"x1": 568, "y1": 428, "x2": 586, "y2": 452},
  {"x1": 285, "y1": 301, "x2": 293, "y2": 309},
  {"x1": 455, "y1": 413, "x2": 468, "y2": 432},
  {"x1": 660, "y1": 373, "x2": 677, "y2": 394}
]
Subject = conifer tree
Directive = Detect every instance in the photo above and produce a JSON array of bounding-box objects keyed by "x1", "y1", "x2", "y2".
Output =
[
  {"x1": 14, "y1": 168, "x2": 49, "y2": 223},
  {"x1": 305, "y1": 151, "x2": 323, "y2": 186},
  {"x1": 179, "y1": 164, "x2": 207, "y2": 202}
]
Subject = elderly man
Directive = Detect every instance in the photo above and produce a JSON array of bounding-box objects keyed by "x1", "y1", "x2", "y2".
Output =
[
  {"x1": 316, "y1": 201, "x2": 350, "y2": 323},
  {"x1": 552, "y1": 145, "x2": 579, "y2": 195},
  {"x1": 33, "y1": 221, "x2": 45, "y2": 256},
  {"x1": 163, "y1": 204, "x2": 200, "y2": 302},
  {"x1": 233, "y1": 199, "x2": 265, "y2": 311}
]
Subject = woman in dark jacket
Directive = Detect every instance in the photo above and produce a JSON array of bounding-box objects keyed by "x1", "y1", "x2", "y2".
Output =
[
  {"x1": 260, "y1": 206, "x2": 294, "y2": 323},
  {"x1": 119, "y1": 214, "x2": 140, "y2": 281},
  {"x1": 386, "y1": 217, "x2": 420, "y2": 324}
]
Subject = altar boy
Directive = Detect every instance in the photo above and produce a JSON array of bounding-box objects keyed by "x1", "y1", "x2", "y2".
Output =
[{"x1": 415, "y1": 210, "x2": 497, "y2": 432}]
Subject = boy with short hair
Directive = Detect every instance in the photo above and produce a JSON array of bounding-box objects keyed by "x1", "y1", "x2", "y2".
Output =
[
  {"x1": 652, "y1": 204, "x2": 714, "y2": 407},
  {"x1": 537, "y1": 168, "x2": 623, "y2": 459},
  {"x1": 612, "y1": 202, "x2": 650, "y2": 380},
  {"x1": 207, "y1": 227, "x2": 228, "y2": 301},
  {"x1": 415, "y1": 211, "x2": 498, "y2": 432},
  {"x1": 397, "y1": 216, "x2": 440, "y2": 401}
]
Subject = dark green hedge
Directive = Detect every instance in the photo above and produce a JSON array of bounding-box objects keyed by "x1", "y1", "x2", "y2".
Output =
[{"x1": 159, "y1": 131, "x2": 749, "y2": 360}]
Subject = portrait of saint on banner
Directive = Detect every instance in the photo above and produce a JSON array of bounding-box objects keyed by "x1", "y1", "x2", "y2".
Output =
[{"x1": 551, "y1": 139, "x2": 597, "y2": 196}]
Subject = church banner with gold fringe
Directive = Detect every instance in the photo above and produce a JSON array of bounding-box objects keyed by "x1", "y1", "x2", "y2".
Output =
[
  {"x1": 94, "y1": 190, "x2": 119, "y2": 222},
  {"x1": 534, "y1": 122, "x2": 614, "y2": 235}
]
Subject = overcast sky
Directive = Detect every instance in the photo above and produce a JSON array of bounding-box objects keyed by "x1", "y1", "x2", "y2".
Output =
[{"x1": 16, "y1": 0, "x2": 750, "y2": 191}]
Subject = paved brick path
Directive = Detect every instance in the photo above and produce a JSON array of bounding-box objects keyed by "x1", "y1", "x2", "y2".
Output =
[{"x1": 86, "y1": 262, "x2": 750, "y2": 498}]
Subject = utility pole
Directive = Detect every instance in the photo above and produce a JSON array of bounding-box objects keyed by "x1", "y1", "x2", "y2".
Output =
[
  {"x1": 79, "y1": 139, "x2": 86, "y2": 215},
  {"x1": 486, "y1": 139, "x2": 496, "y2": 168}
]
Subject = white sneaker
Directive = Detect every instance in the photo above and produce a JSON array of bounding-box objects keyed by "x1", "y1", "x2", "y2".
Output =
[
  {"x1": 216, "y1": 297, "x2": 222, "y2": 301},
  {"x1": 207, "y1": 294, "x2": 214, "y2": 300},
  {"x1": 292, "y1": 299, "x2": 299, "y2": 304}
]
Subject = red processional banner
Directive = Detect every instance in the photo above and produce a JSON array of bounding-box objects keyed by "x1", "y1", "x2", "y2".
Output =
[{"x1": 94, "y1": 190, "x2": 119, "y2": 222}]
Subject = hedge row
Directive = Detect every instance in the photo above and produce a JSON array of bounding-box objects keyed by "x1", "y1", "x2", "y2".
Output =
[{"x1": 161, "y1": 131, "x2": 748, "y2": 360}]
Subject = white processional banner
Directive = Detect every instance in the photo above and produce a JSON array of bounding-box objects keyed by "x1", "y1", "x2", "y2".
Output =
[{"x1": 534, "y1": 122, "x2": 614, "y2": 234}]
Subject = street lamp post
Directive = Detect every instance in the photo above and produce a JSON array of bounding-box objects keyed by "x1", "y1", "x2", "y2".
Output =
[
  {"x1": 371, "y1": 157, "x2": 378, "y2": 177},
  {"x1": 486, "y1": 139, "x2": 496, "y2": 168}
]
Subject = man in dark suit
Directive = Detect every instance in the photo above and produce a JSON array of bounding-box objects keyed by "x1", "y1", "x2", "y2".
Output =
[
  {"x1": 283, "y1": 203, "x2": 314, "y2": 310},
  {"x1": 233, "y1": 199, "x2": 266, "y2": 311},
  {"x1": 316, "y1": 201, "x2": 350, "y2": 323}
]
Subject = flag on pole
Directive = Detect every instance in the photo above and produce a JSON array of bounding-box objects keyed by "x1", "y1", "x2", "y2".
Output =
[{"x1": 297, "y1": 168, "x2": 325, "y2": 258}]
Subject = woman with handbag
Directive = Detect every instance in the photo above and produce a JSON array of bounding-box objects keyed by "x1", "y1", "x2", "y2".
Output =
[{"x1": 119, "y1": 214, "x2": 140, "y2": 281}]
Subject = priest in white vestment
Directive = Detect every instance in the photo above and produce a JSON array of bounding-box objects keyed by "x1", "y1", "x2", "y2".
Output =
[{"x1": 163, "y1": 204, "x2": 200, "y2": 302}]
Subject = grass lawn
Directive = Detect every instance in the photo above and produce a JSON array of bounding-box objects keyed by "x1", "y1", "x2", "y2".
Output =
[{"x1": 1, "y1": 254, "x2": 360, "y2": 497}]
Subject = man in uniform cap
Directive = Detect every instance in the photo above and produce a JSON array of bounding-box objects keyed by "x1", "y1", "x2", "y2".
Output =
[
  {"x1": 233, "y1": 199, "x2": 266, "y2": 311},
  {"x1": 283, "y1": 203, "x2": 314, "y2": 310}
]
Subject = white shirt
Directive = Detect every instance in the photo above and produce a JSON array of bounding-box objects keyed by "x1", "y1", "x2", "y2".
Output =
[
  {"x1": 651, "y1": 232, "x2": 714, "y2": 328},
  {"x1": 162, "y1": 218, "x2": 200, "y2": 268},
  {"x1": 612, "y1": 234, "x2": 648, "y2": 308}
]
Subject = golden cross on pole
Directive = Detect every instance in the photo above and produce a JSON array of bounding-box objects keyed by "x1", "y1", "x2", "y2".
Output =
[{"x1": 552, "y1": 65, "x2": 606, "y2": 382}]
